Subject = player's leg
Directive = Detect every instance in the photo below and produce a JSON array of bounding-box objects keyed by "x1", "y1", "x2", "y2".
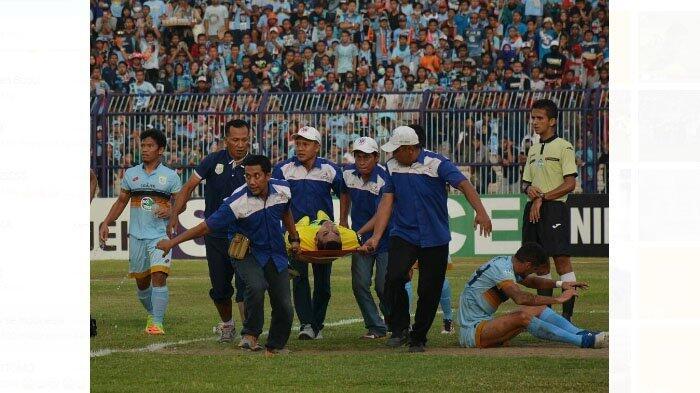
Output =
[
  {"x1": 205, "y1": 235, "x2": 235, "y2": 339},
  {"x1": 289, "y1": 258, "x2": 314, "y2": 339},
  {"x1": 263, "y1": 261, "x2": 293, "y2": 352},
  {"x1": 352, "y1": 252, "x2": 387, "y2": 338},
  {"x1": 234, "y1": 268, "x2": 246, "y2": 323},
  {"x1": 385, "y1": 237, "x2": 419, "y2": 345},
  {"x1": 129, "y1": 237, "x2": 153, "y2": 329},
  {"x1": 440, "y1": 278, "x2": 454, "y2": 333},
  {"x1": 543, "y1": 201, "x2": 576, "y2": 320},
  {"x1": 310, "y1": 262, "x2": 332, "y2": 338},
  {"x1": 522, "y1": 202, "x2": 553, "y2": 298},
  {"x1": 147, "y1": 237, "x2": 173, "y2": 333},
  {"x1": 411, "y1": 244, "x2": 448, "y2": 348},
  {"x1": 404, "y1": 281, "x2": 413, "y2": 314},
  {"x1": 235, "y1": 254, "x2": 267, "y2": 351},
  {"x1": 523, "y1": 305, "x2": 602, "y2": 347}
]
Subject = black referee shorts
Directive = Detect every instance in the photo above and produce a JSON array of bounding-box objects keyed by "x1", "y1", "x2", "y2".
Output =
[
  {"x1": 522, "y1": 200, "x2": 571, "y2": 257},
  {"x1": 205, "y1": 235, "x2": 246, "y2": 304}
]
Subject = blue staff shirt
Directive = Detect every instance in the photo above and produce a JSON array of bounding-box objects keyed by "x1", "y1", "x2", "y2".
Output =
[
  {"x1": 272, "y1": 156, "x2": 344, "y2": 222},
  {"x1": 342, "y1": 164, "x2": 391, "y2": 254},
  {"x1": 205, "y1": 179, "x2": 292, "y2": 272},
  {"x1": 382, "y1": 149, "x2": 467, "y2": 247},
  {"x1": 194, "y1": 150, "x2": 248, "y2": 238}
]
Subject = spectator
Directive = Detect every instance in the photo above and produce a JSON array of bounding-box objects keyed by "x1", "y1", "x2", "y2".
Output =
[{"x1": 335, "y1": 30, "x2": 358, "y2": 76}]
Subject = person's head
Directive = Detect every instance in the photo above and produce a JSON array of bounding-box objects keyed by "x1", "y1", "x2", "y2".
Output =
[
  {"x1": 242, "y1": 155, "x2": 272, "y2": 196},
  {"x1": 135, "y1": 69, "x2": 145, "y2": 83},
  {"x1": 117, "y1": 61, "x2": 128, "y2": 74},
  {"x1": 531, "y1": 99, "x2": 558, "y2": 136},
  {"x1": 140, "y1": 129, "x2": 167, "y2": 164},
  {"x1": 352, "y1": 136, "x2": 380, "y2": 175},
  {"x1": 315, "y1": 221, "x2": 342, "y2": 250},
  {"x1": 381, "y1": 125, "x2": 422, "y2": 165},
  {"x1": 512, "y1": 61, "x2": 523, "y2": 74},
  {"x1": 341, "y1": 30, "x2": 351, "y2": 44},
  {"x1": 224, "y1": 119, "x2": 251, "y2": 160},
  {"x1": 531, "y1": 67, "x2": 541, "y2": 79},
  {"x1": 512, "y1": 242, "x2": 549, "y2": 278},
  {"x1": 293, "y1": 126, "x2": 322, "y2": 163}
]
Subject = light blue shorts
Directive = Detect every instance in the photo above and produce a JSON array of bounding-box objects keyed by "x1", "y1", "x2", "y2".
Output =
[
  {"x1": 458, "y1": 295, "x2": 494, "y2": 348},
  {"x1": 128, "y1": 235, "x2": 172, "y2": 279},
  {"x1": 458, "y1": 317, "x2": 492, "y2": 348}
]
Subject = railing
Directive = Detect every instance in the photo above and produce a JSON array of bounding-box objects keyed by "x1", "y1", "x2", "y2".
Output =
[{"x1": 90, "y1": 89, "x2": 608, "y2": 197}]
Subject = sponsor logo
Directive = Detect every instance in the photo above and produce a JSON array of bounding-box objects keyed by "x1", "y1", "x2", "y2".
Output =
[
  {"x1": 552, "y1": 223, "x2": 561, "y2": 229},
  {"x1": 141, "y1": 196, "x2": 155, "y2": 211}
]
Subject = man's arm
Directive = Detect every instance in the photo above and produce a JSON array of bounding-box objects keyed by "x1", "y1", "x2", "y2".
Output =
[
  {"x1": 542, "y1": 175, "x2": 576, "y2": 201},
  {"x1": 99, "y1": 188, "x2": 130, "y2": 242},
  {"x1": 168, "y1": 175, "x2": 202, "y2": 234},
  {"x1": 339, "y1": 191, "x2": 350, "y2": 228},
  {"x1": 360, "y1": 192, "x2": 393, "y2": 252},
  {"x1": 455, "y1": 179, "x2": 492, "y2": 236},
  {"x1": 90, "y1": 169, "x2": 98, "y2": 202},
  {"x1": 501, "y1": 282, "x2": 577, "y2": 306},
  {"x1": 156, "y1": 221, "x2": 211, "y2": 257},
  {"x1": 282, "y1": 208, "x2": 300, "y2": 254},
  {"x1": 520, "y1": 275, "x2": 589, "y2": 291}
]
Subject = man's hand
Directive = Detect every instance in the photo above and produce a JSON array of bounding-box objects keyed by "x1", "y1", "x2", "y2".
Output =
[
  {"x1": 526, "y1": 185, "x2": 543, "y2": 200},
  {"x1": 557, "y1": 288, "x2": 578, "y2": 303},
  {"x1": 529, "y1": 197, "x2": 542, "y2": 223},
  {"x1": 562, "y1": 281, "x2": 589, "y2": 291},
  {"x1": 167, "y1": 217, "x2": 179, "y2": 238},
  {"x1": 156, "y1": 239, "x2": 173, "y2": 258},
  {"x1": 358, "y1": 236, "x2": 379, "y2": 254},
  {"x1": 99, "y1": 222, "x2": 110, "y2": 243},
  {"x1": 290, "y1": 240, "x2": 300, "y2": 254},
  {"x1": 474, "y1": 210, "x2": 492, "y2": 237}
]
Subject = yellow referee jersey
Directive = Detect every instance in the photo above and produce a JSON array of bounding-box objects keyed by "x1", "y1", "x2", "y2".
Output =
[{"x1": 522, "y1": 135, "x2": 578, "y2": 202}]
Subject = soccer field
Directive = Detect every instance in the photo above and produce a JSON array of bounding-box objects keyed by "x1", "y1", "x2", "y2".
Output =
[{"x1": 90, "y1": 257, "x2": 609, "y2": 392}]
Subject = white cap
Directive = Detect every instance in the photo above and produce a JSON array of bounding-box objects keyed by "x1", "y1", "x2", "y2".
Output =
[
  {"x1": 352, "y1": 136, "x2": 379, "y2": 154},
  {"x1": 550, "y1": 40, "x2": 559, "y2": 47},
  {"x1": 197, "y1": 75, "x2": 207, "y2": 83},
  {"x1": 293, "y1": 126, "x2": 322, "y2": 143},
  {"x1": 381, "y1": 126, "x2": 419, "y2": 152}
]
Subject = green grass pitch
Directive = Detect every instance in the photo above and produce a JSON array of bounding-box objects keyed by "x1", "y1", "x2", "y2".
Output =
[{"x1": 91, "y1": 257, "x2": 608, "y2": 392}]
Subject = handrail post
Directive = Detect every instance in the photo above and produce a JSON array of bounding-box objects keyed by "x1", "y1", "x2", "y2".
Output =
[{"x1": 256, "y1": 92, "x2": 270, "y2": 155}]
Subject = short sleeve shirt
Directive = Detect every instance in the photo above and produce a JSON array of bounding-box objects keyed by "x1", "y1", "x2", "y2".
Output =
[
  {"x1": 342, "y1": 164, "x2": 391, "y2": 254},
  {"x1": 461, "y1": 255, "x2": 525, "y2": 316},
  {"x1": 272, "y1": 156, "x2": 344, "y2": 222},
  {"x1": 121, "y1": 163, "x2": 183, "y2": 239},
  {"x1": 205, "y1": 179, "x2": 292, "y2": 272},
  {"x1": 522, "y1": 135, "x2": 578, "y2": 202},
  {"x1": 194, "y1": 150, "x2": 248, "y2": 238},
  {"x1": 382, "y1": 149, "x2": 467, "y2": 247}
]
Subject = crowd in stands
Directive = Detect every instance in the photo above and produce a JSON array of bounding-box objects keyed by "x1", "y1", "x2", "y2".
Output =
[{"x1": 90, "y1": 0, "x2": 609, "y2": 195}]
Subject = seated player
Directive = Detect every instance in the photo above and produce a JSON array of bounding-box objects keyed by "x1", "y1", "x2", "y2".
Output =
[
  {"x1": 458, "y1": 242, "x2": 608, "y2": 349},
  {"x1": 287, "y1": 210, "x2": 360, "y2": 254}
]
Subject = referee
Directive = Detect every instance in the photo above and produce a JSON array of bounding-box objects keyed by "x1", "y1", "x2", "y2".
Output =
[
  {"x1": 521, "y1": 99, "x2": 579, "y2": 321},
  {"x1": 168, "y1": 119, "x2": 251, "y2": 342}
]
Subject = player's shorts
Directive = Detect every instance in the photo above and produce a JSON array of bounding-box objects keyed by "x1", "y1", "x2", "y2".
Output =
[
  {"x1": 522, "y1": 200, "x2": 571, "y2": 257},
  {"x1": 128, "y1": 235, "x2": 172, "y2": 278},
  {"x1": 459, "y1": 318, "x2": 492, "y2": 348},
  {"x1": 458, "y1": 295, "x2": 494, "y2": 348}
]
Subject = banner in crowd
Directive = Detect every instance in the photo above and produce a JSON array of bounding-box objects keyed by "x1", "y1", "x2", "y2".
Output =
[{"x1": 90, "y1": 194, "x2": 608, "y2": 260}]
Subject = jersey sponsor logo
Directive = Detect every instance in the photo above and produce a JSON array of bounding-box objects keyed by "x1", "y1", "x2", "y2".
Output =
[
  {"x1": 158, "y1": 175, "x2": 167, "y2": 185},
  {"x1": 141, "y1": 196, "x2": 155, "y2": 211},
  {"x1": 552, "y1": 223, "x2": 561, "y2": 229},
  {"x1": 215, "y1": 163, "x2": 224, "y2": 175}
]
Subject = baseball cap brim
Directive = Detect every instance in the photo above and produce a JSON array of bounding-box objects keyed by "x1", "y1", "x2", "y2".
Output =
[
  {"x1": 353, "y1": 145, "x2": 377, "y2": 154},
  {"x1": 293, "y1": 133, "x2": 321, "y2": 143},
  {"x1": 380, "y1": 141, "x2": 401, "y2": 153}
]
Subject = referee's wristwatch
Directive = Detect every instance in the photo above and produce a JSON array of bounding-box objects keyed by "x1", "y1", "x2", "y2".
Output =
[{"x1": 538, "y1": 191, "x2": 546, "y2": 201}]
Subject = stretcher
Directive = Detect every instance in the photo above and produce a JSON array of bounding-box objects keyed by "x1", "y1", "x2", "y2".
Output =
[{"x1": 293, "y1": 249, "x2": 360, "y2": 264}]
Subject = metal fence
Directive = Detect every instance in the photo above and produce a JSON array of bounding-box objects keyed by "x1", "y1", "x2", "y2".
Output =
[{"x1": 90, "y1": 89, "x2": 608, "y2": 197}]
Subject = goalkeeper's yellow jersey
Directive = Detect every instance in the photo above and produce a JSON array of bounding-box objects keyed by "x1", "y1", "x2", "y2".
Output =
[{"x1": 285, "y1": 211, "x2": 360, "y2": 251}]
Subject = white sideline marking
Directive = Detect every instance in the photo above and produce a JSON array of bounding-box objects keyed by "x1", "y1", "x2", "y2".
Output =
[{"x1": 91, "y1": 309, "x2": 609, "y2": 358}]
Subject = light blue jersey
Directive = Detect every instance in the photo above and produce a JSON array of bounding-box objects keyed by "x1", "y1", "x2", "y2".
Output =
[
  {"x1": 121, "y1": 163, "x2": 182, "y2": 240},
  {"x1": 458, "y1": 256, "x2": 525, "y2": 347}
]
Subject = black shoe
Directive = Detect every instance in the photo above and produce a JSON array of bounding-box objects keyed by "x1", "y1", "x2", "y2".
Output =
[
  {"x1": 386, "y1": 330, "x2": 408, "y2": 348},
  {"x1": 408, "y1": 343, "x2": 425, "y2": 353}
]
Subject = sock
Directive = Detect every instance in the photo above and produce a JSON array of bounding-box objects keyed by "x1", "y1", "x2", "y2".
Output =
[
  {"x1": 539, "y1": 306, "x2": 582, "y2": 334},
  {"x1": 440, "y1": 279, "x2": 452, "y2": 320},
  {"x1": 560, "y1": 272, "x2": 577, "y2": 320},
  {"x1": 536, "y1": 273, "x2": 553, "y2": 303},
  {"x1": 527, "y1": 316, "x2": 582, "y2": 347},
  {"x1": 151, "y1": 286, "x2": 169, "y2": 325},
  {"x1": 137, "y1": 286, "x2": 153, "y2": 315},
  {"x1": 222, "y1": 319, "x2": 233, "y2": 326}
]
